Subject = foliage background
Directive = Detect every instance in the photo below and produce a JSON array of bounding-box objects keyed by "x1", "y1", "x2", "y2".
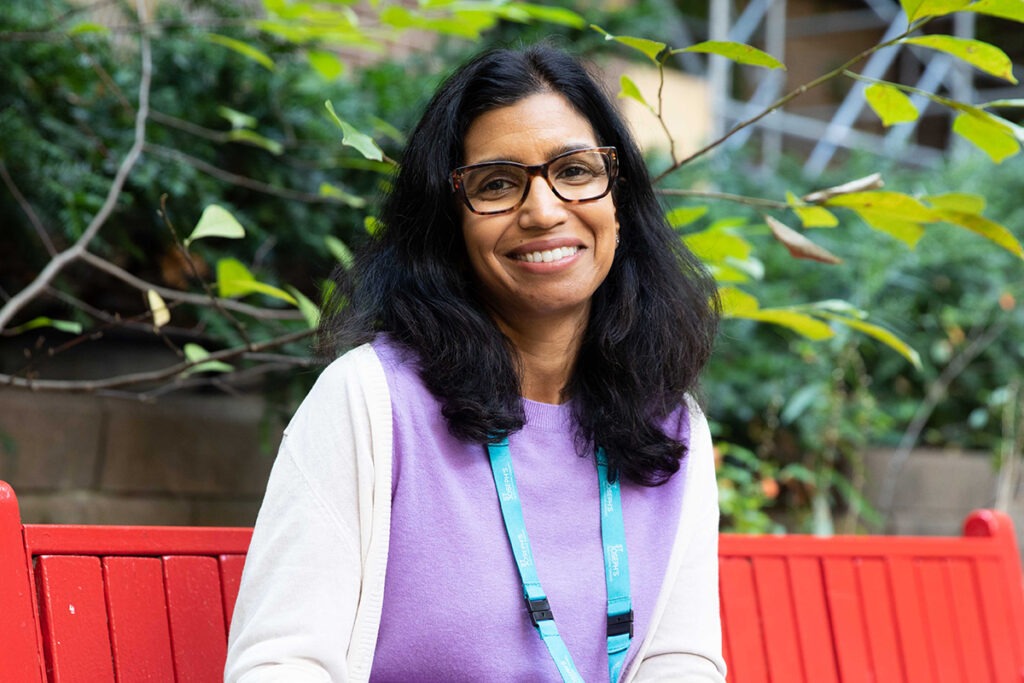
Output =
[{"x1": 2, "y1": 0, "x2": 1022, "y2": 533}]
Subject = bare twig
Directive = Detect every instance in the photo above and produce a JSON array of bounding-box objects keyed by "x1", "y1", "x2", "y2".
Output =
[
  {"x1": 0, "y1": 329, "x2": 315, "y2": 392},
  {"x1": 0, "y1": 0, "x2": 153, "y2": 332},
  {"x1": 878, "y1": 320, "x2": 1007, "y2": 522},
  {"x1": 144, "y1": 143, "x2": 345, "y2": 204},
  {"x1": 657, "y1": 188, "x2": 790, "y2": 210},
  {"x1": 78, "y1": 250, "x2": 304, "y2": 321},
  {"x1": 0, "y1": 160, "x2": 58, "y2": 256}
]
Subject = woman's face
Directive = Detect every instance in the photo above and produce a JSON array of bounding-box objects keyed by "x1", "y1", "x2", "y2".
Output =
[{"x1": 458, "y1": 92, "x2": 619, "y2": 330}]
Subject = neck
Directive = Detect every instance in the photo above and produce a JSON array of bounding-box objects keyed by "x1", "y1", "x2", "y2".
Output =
[{"x1": 493, "y1": 310, "x2": 587, "y2": 405}]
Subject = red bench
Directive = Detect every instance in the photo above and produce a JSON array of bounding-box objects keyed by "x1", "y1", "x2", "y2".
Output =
[{"x1": 3, "y1": 478, "x2": 1023, "y2": 681}]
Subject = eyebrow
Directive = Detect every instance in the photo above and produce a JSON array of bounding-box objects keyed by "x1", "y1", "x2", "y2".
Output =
[{"x1": 466, "y1": 142, "x2": 599, "y2": 167}]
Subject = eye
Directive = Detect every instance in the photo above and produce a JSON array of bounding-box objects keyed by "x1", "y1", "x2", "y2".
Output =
[
  {"x1": 466, "y1": 168, "x2": 524, "y2": 198},
  {"x1": 554, "y1": 161, "x2": 603, "y2": 184}
]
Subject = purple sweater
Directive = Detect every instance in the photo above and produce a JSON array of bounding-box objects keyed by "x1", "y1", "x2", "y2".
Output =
[{"x1": 369, "y1": 340, "x2": 689, "y2": 682}]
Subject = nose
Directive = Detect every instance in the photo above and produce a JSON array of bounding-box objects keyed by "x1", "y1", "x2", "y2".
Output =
[{"x1": 517, "y1": 176, "x2": 567, "y2": 230}]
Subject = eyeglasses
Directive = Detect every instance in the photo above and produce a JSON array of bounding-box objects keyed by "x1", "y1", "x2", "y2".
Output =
[{"x1": 450, "y1": 146, "x2": 618, "y2": 215}]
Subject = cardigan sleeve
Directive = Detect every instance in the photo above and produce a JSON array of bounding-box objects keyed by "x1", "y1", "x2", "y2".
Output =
[
  {"x1": 627, "y1": 401, "x2": 727, "y2": 682},
  {"x1": 224, "y1": 344, "x2": 393, "y2": 683}
]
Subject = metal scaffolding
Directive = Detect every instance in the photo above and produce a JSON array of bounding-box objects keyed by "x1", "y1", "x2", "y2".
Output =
[{"x1": 694, "y1": 0, "x2": 1023, "y2": 175}]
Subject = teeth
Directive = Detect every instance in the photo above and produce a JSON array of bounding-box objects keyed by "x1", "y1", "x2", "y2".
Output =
[{"x1": 515, "y1": 246, "x2": 580, "y2": 263}]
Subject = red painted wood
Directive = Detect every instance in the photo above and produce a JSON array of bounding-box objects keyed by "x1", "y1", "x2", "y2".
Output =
[
  {"x1": 786, "y1": 557, "x2": 839, "y2": 683},
  {"x1": 103, "y1": 557, "x2": 176, "y2": 682},
  {"x1": 35, "y1": 556, "x2": 116, "y2": 682},
  {"x1": 946, "y1": 558, "x2": 995, "y2": 683},
  {"x1": 966, "y1": 510, "x2": 1024, "y2": 676},
  {"x1": 0, "y1": 482, "x2": 46, "y2": 683},
  {"x1": 25, "y1": 524, "x2": 252, "y2": 556},
  {"x1": 720, "y1": 533, "x2": 1002, "y2": 559},
  {"x1": 974, "y1": 556, "x2": 1020, "y2": 683},
  {"x1": 219, "y1": 554, "x2": 246, "y2": 634},
  {"x1": 823, "y1": 558, "x2": 871, "y2": 681},
  {"x1": 917, "y1": 559, "x2": 966, "y2": 682},
  {"x1": 752, "y1": 556, "x2": 804, "y2": 682},
  {"x1": 855, "y1": 557, "x2": 904, "y2": 683},
  {"x1": 888, "y1": 556, "x2": 937, "y2": 681},
  {"x1": 164, "y1": 556, "x2": 227, "y2": 683},
  {"x1": 719, "y1": 557, "x2": 769, "y2": 682}
]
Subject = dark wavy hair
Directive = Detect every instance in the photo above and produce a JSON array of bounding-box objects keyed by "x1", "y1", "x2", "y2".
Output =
[{"x1": 318, "y1": 44, "x2": 718, "y2": 485}]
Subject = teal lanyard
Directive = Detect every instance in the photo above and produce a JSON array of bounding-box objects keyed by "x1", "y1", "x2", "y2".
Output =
[{"x1": 487, "y1": 439, "x2": 633, "y2": 682}]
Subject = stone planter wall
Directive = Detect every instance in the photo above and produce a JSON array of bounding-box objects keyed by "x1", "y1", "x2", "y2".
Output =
[{"x1": 0, "y1": 388, "x2": 278, "y2": 526}]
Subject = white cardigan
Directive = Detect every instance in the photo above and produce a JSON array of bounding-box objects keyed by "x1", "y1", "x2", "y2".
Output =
[{"x1": 224, "y1": 344, "x2": 726, "y2": 682}]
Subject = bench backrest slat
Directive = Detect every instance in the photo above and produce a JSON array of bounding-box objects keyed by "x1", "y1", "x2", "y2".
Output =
[
  {"x1": 105, "y1": 556, "x2": 177, "y2": 682},
  {"x1": 857, "y1": 558, "x2": 905, "y2": 682},
  {"x1": 36, "y1": 556, "x2": 117, "y2": 682},
  {"x1": 719, "y1": 557, "x2": 770, "y2": 681},
  {"x1": 165, "y1": 556, "x2": 229, "y2": 683},
  {"x1": 218, "y1": 554, "x2": 246, "y2": 638}
]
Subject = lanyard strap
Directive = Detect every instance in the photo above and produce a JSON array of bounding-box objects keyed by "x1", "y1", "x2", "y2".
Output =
[{"x1": 487, "y1": 439, "x2": 633, "y2": 682}]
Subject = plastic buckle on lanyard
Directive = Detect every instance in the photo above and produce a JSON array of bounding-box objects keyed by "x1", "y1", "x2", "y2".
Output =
[
  {"x1": 607, "y1": 609, "x2": 634, "y2": 638},
  {"x1": 526, "y1": 597, "x2": 554, "y2": 627}
]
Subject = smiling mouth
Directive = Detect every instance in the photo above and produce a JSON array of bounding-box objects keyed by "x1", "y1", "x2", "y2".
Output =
[{"x1": 512, "y1": 246, "x2": 581, "y2": 263}]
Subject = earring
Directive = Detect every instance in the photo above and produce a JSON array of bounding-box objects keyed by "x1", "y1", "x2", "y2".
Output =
[{"x1": 615, "y1": 231, "x2": 620, "y2": 246}]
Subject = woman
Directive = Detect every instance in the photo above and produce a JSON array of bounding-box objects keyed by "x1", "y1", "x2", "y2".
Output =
[{"x1": 225, "y1": 44, "x2": 724, "y2": 682}]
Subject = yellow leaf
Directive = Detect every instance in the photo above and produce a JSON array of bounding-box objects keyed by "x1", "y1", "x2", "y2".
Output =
[
  {"x1": 146, "y1": 290, "x2": 170, "y2": 329},
  {"x1": 825, "y1": 191, "x2": 937, "y2": 222},
  {"x1": 676, "y1": 41, "x2": 785, "y2": 70},
  {"x1": 952, "y1": 111, "x2": 1021, "y2": 163},
  {"x1": 864, "y1": 83, "x2": 920, "y2": 126},
  {"x1": 936, "y1": 210, "x2": 1024, "y2": 258},
  {"x1": 902, "y1": 35, "x2": 1017, "y2": 83}
]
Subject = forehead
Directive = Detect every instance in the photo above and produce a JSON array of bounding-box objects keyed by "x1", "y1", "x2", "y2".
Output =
[{"x1": 462, "y1": 92, "x2": 599, "y2": 166}]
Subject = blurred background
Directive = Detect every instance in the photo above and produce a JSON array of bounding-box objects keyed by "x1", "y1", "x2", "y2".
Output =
[{"x1": 1, "y1": 0, "x2": 1022, "y2": 543}]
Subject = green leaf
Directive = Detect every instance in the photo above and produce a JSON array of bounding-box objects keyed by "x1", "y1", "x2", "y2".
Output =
[
  {"x1": 718, "y1": 286, "x2": 760, "y2": 315},
  {"x1": 319, "y1": 182, "x2": 367, "y2": 208},
  {"x1": 205, "y1": 34, "x2": 275, "y2": 71},
  {"x1": 935, "y1": 210, "x2": 1024, "y2": 257},
  {"x1": 506, "y1": 3, "x2": 586, "y2": 28},
  {"x1": 618, "y1": 75, "x2": 649, "y2": 108},
  {"x1": 684, "y1": 226, "x2": 753, "y2": 263},
  {"x1": 308, "y1": 49, "x2": 345, "y2": 81},
  {"x1": 364, "y1": 215, "x2": 383, "y2": 235},
  {"x1": 287, "y1": 287, "x2": 321, "y2": 328},
  {"x1": 965, "y1": 0, "x2": 1024, "y2": 23},
  {"x1": 68, "y1": 22, "x2": 110, "y2": 36},
  {"x1": 676, "y1": 41, "x2": 786, "y2": 70},
  {"x1": 899, "y1": 0, "x2": 971, "y2": 21},
  {"x1": 666, "y1": 205, "x2": 709, "y2": 228},
  {"x1": 226, "y1": 129, "x2": 284, "y2": 155},
  {"x1": 902, "y1": 35, "x2": 1017, "y2": 83},
  {"x1": 185, "y1": 205, "x2": 246, "y2": 247},
  {"x1": 815, "y1": 312, "x2": 922, "y2": 368},
  {"x1": 182, "y1": 343, "x2": 233, "y2": 375},
  {"x1": 7, "y1": 317, "x2": 83, "y2": 336},
  {"x1": 864, "y1": 83, "x2": 920, "y2": 126},
  {"x1": 217, "y1": 258, "x2": 297, "y2": 304},
  {"x1": 325, "y1": 101, "x2": 384, "y2": 161},
  {"x1": 325, "y1": 235, "x2": 355, "y2": 269},
  {"x1": 217, "y1": 106, "x2": 258, "y2": 130},
  {"x1": 952, "y1": 110, "x2": 1021, "y2": 162},
  {"x1": 980, "y1": 98, "x2": 1024, "y2": 110},
  {"x1": 592, "y1": 25, "x2": 667, "y2": 64}
]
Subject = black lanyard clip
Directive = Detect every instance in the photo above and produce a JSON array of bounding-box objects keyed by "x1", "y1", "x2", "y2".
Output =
[
  {"x1": 526, "y1": 597, "x2": 554, "y2": 627},
  {"x1": 607, "y1": 609, "x2": 634, "y2": 638}
]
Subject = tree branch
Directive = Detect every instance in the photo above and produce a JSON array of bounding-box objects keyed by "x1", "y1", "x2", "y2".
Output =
[
  {"x1": 656, "y1": 188, "x2": 790, "y2": 210},
  {"x1": 0, "y1": 0, "x2": 153, "y2": 331},
  {"x1": 0, "y1": 160, "x2": 57, "y2": 256},
  {"x1": 78, "y1": 250, "x2": 304, "y2": 321},
  {"x1": 1, "y1": 329, "x2": 315, "y2": 393}
]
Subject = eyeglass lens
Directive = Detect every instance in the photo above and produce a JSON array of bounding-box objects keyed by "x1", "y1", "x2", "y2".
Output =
[{"x1": 460, "y1": 149, "x2": 612, "y2": 214}]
